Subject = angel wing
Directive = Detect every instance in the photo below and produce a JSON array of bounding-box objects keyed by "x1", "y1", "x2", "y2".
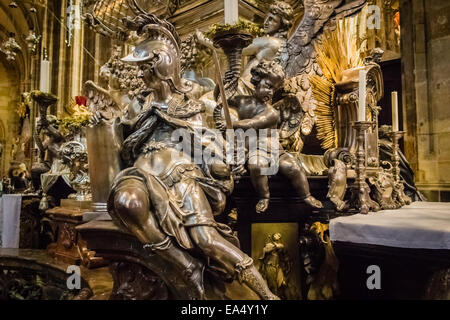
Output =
[
  {"x1": 282, "y1": 0, "x2": 367, "y2": 77},
  {"x1": 83, "y1": 81, "x2": 122, "y2": 124},
  {"x1": 278, "y1": 0, "x2": 366, "y2": 152},
  {"x1": 274, "y1": 92, "x2": 311, "y2": 153}
]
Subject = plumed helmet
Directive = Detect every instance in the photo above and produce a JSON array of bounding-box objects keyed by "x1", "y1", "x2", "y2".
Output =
[{"x1": 121, "y1": 14, "x2": 191, "y2": 94}]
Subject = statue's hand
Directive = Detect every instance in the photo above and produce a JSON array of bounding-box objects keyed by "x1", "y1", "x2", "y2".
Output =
[
  {"x1": 231, "y1": 164, "x2": 246, "y2": 178},
  {"x1": 89, "y1": 111, "x2": 103, "y2": 126},
  {"x1": 215, "y1": 119, "x2": 227, "y2": 131},
  {"x1": 194, "y1": 30, "x2": 214, "y2": 50}
]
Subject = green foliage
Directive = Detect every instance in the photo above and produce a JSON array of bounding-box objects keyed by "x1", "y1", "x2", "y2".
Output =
[
  {"x1": 57, "y1": 113, "x2": 90, "y2": 138},
  {"x1": 205, "y1": 19, "x2": 263, "y2": 39}
]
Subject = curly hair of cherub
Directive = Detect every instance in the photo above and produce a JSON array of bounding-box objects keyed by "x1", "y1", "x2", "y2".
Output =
[
  {"x1": 250, "y1": 60, "x2": 285, "y2": 89},
  {"x1": 268, "y1": 1, "x2": 294, "y2": 34}
]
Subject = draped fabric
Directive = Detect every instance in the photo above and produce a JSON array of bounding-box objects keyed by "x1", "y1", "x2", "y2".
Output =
[
  {"x1": 39, "y1": 167, "x2": 71, "y2": 210},
  {"x1": 330, "y1": 202, "x2": 450, "y2": 250},
  {"x1": 108, "y1": 166, "x2": 238, "y2": 251},
  {"x1": 0, "y1": 194, "x2": 22, "y2": 248}
]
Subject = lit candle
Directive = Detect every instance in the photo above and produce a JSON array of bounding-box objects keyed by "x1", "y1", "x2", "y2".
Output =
[
  {"x1": 358, "y1": 69, "x2": 367, "y2": 122},
  {"x1": 391, "y1": 91, "x2": 399, "y2": 132}
]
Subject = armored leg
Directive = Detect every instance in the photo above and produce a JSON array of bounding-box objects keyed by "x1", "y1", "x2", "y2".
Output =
[
  {"x1": 110, "y1": 178, "x2": 205, "y2": 299},
  {"x1": 237, "y1": 263, "x2": 280, "y2": 300},
  {"x1": 189, "y1": 225, "x2": 278, "y2": 300}
]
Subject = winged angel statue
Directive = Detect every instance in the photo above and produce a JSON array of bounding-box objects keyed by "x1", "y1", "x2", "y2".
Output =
[
  {"x1": 274, "y1": 0, "x2": 368, "y2": 153},
  {"x1": 207, "y1": 0, "x2": 368, "y2": 210},
  {"x1": 193, "y1": 0, "x2": 369, "y2": 157}
]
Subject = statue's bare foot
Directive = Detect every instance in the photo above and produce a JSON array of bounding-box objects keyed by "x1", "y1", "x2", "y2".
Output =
[
  {"x1": 256, "y1": 199, "x2": 269, "y2": 213},
  {"x1": 304, "y1": 196, "x2": 323, "y2": 209}
]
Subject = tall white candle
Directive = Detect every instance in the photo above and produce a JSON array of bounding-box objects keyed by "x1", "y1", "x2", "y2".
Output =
[
  {"x1": 392, "y1": 91, "x2": 399, "y2": 132},
  {"x1": 40, "y1": 60, "x2": 50, "y2": 93},
  {"x1": 224, "y1": 0, "x2": 239, "y2": 24},
  {"x1": 358, "y1": 69, "x2": 367, "y2": 122}
]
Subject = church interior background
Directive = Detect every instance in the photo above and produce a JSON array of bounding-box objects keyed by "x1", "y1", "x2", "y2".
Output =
[{"x1": 0, "y1": 0, "x2": 448, "y2": 301}]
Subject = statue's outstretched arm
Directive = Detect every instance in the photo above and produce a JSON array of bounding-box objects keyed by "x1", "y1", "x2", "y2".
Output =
[
  {"x1": 33, "y1": 130, "x2": 45, "y2": 160},
  {"x1": 152, "y1": 108, "x2": 194, "y2": 131},
  {"x1": 46, "y1": 125, "x2": 64, "y2": 141},
  {"x1": 242, "y1": 41, "x2": 258, "y2": 57},
  {"x1": 233, "y1": 109, "x2": 279, "y2": 130}
]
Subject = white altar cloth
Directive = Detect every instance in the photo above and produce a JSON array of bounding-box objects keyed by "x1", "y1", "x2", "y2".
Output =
[
  {"x1": 330, "y1": 202, "x2": 450, "y2": 250},
  {"x1": 0, "y1": 194, "x2": 22, "y2": 248}
]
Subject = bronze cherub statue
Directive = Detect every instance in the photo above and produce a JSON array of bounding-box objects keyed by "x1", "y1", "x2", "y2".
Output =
[{"x1": 218, "y1": 60, "x2": 322, "y2": 213}]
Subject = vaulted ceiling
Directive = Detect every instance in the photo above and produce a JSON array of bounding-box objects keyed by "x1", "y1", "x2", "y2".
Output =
[{"x1": 0, "y1": 0, "x2": 45, "y2": 90}]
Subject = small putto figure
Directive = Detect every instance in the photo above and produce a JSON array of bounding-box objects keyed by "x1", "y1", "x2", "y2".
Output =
[{"x1": 219, "y1": 60, "x2": 322, "y2": 213}]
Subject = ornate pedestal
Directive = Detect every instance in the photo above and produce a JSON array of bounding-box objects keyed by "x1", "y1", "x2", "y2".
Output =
[
  {"x1": 72, "y1": 168, "x2": 342, "y2": 300},
  {"x1": 77, "y1": 221, "x2": 260, "y2": 300},
  {"x1": 231, "y1": 176, "x2": 329, "y2": 251},
  {"x1": 45, "y1": 200, "x2": 106, "y2": 268},
  {"x1": 348, "y1": 121, "x2": 380, "y2": 214},
  {"x1": 387, "y1": 131, "x2": 412, "y2": 206}
]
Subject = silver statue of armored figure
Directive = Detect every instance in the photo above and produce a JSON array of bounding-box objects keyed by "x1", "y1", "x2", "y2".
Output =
[{"x1": 107, "y1": 14, "x2": 278, "y2": 300}]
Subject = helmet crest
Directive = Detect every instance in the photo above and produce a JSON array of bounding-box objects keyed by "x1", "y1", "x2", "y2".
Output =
[{"x1": 121, "y1": 14, "x2": 191, "y2": 94}]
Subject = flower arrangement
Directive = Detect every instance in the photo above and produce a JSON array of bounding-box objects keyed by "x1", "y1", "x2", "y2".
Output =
[
  {"x1": 58, "y1": 98, "x2": 92, "y2": 137},
  {"x1": 58, "y1": 115, "x2": 90, "y2": 138},
  {"x1": 205, "y1": 19, "x2": 263, "y2": 39}
]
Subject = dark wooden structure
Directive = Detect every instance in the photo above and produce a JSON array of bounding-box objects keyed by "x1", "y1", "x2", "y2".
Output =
[
  {"x1": 334, "y1": 242, "x2": 450, "y2": 299},
  {"x1": 45, "y1": 202, "x2": 107, "y2": 268}
]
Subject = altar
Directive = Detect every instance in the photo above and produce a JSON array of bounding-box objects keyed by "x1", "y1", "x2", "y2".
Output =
[
  {"x1": 0, "y1": 194, "x2": 42, "y2": 249},
  {"x1": 330, "y1": 202, "x2": 450, "y2": 299},
  {"x1": 330, "y1": 202, "x2": 450, "y2": 249}
]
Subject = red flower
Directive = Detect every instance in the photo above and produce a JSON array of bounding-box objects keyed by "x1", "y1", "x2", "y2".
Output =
[{"x1": 75, "y1": 96, "x2": 87, "y2": 106}]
